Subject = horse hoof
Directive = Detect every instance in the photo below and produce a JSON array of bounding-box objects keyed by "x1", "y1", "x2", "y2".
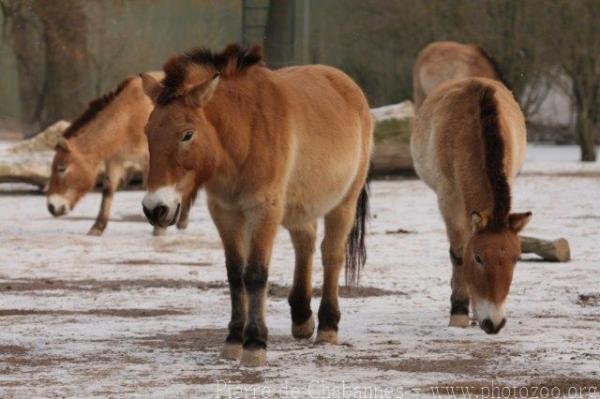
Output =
[
  {"x1": 153, "y1": 227, "x2": 166, "y2": 236},
  {"x1": 221, "y1": 342, "x2": 242, "y2": 360},
  {"x1": 292, "y1": 315, "x2": 315, "y2": 339},
  {"x1": 449, "y1": 314, "x2": 470, "y2": 328},
  {"x1": 240, "y1": 348, "x2": 267, "y2": 367},
  {"x1": 87, "y1": 228, "x2": 103, "y2": 236},
  {"x1": 315, "y1": 329, "x2": 337, "y2": 344},
  {"x1": 176, "y1": 219, "x2": 189, "y2": 230}
]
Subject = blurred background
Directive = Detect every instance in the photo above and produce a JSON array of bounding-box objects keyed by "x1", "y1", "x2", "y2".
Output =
[{"x1": 0, "y1": 0, "x2": 598, "y2": 160}]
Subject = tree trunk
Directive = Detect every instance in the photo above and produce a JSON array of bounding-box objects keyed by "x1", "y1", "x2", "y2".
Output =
[
  {"x1": 1, "y1": 0, "x2": 45, "y2": 134},
  {"x1": 32, "y1": 0, "x2": 91, "y2": 128},
  {"x1": 575, "y1": 101, "x2": 597, "y2": 162},
  {"x1": 264, "y1": 0, "x2": 293, "y2": 68}
]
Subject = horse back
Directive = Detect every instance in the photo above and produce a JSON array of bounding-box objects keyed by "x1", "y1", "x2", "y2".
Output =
[
  {"x1": 413, "y1": 41, "x2": 502, "y2": 108},
  {"x1": 411, "y1": 77, "x2": 526, "y2": 193}
]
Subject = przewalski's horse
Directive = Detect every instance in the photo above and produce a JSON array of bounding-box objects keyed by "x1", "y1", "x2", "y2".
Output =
[
  {"x1": 46, "y1": 72, "x2": 197, "y2": 236},
  {"x1": 413, "y1": 41, "x2": 509, "y2": 109},
  {"x1": 140, "y1": 44, "x2": 372, "y2": 366},
  {"x1": 411, "y1": 77, "x2": 531, "y2": 334}
]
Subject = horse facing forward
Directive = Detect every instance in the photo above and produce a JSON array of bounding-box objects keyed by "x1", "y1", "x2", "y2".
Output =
[
  {"x1": 140, "y1": 44, "x2": 372, "y2": 366},
  {"x1": 413, "y1": 41, "x2": 508, "y2": 109},
  {"x1": 46, "y1": 73, "x2": 197, "y2": 236},
  {"x1": 411, "y1": 77, "x2": 531, "y2": 334}
]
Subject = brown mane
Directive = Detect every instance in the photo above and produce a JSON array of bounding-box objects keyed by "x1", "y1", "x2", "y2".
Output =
[
  {"x1": 157, "y1": 44, "x2": 263, "y2": 106},
  {"x1": 479, "y1": 85, "x2": 511, "y2": 230},
  {"x1": 63, "y1": 78, "x2": 133, "y2": 139},
  {"x1": 474, "y1": 45, "x2": 511, "y2": 91}
]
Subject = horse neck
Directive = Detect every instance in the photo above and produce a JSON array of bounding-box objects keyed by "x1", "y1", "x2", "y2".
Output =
[{"x1": 203, "y1": 75, "x2": 262, "y2": 182}]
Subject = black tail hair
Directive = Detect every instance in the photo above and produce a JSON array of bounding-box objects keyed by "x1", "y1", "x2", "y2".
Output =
[{"x1": 345, "y1": 180, "x2": 370, "y2": 287}]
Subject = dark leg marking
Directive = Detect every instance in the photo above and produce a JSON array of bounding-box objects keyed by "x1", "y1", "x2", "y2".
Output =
[
  {"x1": 242, "y1": 263, "x2": 269, "y2": 349},
  {"x1": 317, "y1": 301, "x2": 341, "y2": 332}
]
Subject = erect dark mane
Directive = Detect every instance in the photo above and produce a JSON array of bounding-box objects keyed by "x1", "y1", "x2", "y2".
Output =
[
  {"x1": 63, "y1": 78, "x2": 133, "y2": 139},
  {"x1": 478, "y1": 85, "x2": 511, "y2": 230},
  {"x1": 474, "y1": 45, "x2": 512, "y2": 91},
  {"x1": 157, "y1": 43, "x2": 263, "y2": 106}
]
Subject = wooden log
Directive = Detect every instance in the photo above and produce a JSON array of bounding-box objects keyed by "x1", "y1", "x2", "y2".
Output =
[
  {"x1": 0, "y1": 121, "x2": 70, "y2": 189},
  {"x1": 370, "y1": 101, "x2": 415, "y2": 175},
  {"x1": 520, "y1": 235, "x2": 571, "y2": 262}
]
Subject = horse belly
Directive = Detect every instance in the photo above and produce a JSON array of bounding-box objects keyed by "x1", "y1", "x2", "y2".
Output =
[{"x1": 282, "y1": 135, "x2": 361, "y2": 227}]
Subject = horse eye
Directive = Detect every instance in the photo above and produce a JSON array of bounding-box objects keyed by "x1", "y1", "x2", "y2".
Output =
[
  {"x1": 57, "y1": 165, "x2": 67, "y2": 174},
  {"x1": 474, "y1": 254, "x2": 483, "y2": 265},
  {"x1": 181, "y1": 130, "x2": 194, "y2": 142}
]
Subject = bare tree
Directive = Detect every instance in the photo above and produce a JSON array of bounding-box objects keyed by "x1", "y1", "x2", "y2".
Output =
[
  {"x1": 0, "y1": 0, "x2": 45, "y2": 129},
  {"x1": 32, "y1": 0, "x2": 91, "y2": 128},
  {"x1": 544, "y1": 0, "x2": 599, "y2": 161},
  {"x1": 1, "y1": 0, "x2": 91, "y2": 132}
]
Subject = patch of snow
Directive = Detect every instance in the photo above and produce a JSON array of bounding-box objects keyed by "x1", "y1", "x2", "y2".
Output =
[{"x1": 0, "y1": 147, "x2": 598, "y2": 398}]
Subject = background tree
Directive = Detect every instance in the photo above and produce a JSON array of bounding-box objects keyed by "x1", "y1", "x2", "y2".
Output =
[
  {"x1": 544, "y1": 0, "x2": 599, "y2": 162},
  {"x1": 1, "y1": 0, "x2": 91, "y2": 133},
  {"x1": 32, "y1": 0, "x2": 91, "y2": 129}
]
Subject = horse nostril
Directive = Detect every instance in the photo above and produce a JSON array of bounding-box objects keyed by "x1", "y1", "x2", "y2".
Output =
[
  {"x1": 481, "y1": 319, "x2": 496, "y2": 334},
  {"x1": 48, "y1": 203, "x2": 55, "y2": 215},
  {"x1": 153, "y1": 205, "x2": 169, "y2": 222}
]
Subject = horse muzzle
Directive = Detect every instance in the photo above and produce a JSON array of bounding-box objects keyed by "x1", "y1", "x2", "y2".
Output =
[
  {"x1": 143, "y1": 202, "x2": 180, "y2": 228},
  {"x1": 142, "y1": 187, "x2": 182, "y2": 228},
  {"x1": 47, "y1": 195, "x2": 70, "y2": 217},
  {"x1": 474, "y1": 299, "x2": 507, "y2": 335},
  {"x1": 480, "y1": 317, "x2": 506, "y2": 334}
]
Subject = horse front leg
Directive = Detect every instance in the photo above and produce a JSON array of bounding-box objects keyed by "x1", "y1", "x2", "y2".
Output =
[
  {"x1": 88, "y1": 162, "x2": 123, "y2": 236},
  {"x1": 208, "y1": 201, "x2": 247, "y2": 360},
  {"x1": 241, "y1": 206, "x2": 280, "y2": 367}
]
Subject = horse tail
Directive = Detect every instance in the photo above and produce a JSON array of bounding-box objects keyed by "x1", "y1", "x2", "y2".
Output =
[{"x1": 345, "y1": 177, "x2": 370, "y2": 287}]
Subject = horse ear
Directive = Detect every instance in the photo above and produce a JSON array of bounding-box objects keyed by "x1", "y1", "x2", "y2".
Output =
[
  {"x1": 508, "y1": 211, "x2": 532, "y2": 233},
  {"x1": 55, "y1": 137, "x2": 72, "y2": 152},
  {"x1": 471, "y1": 211, "x2": 488, "y2": 233},
  {"x1": 185, "y1": 73, "x2": 220, "y2": 108},
  {"x1": 140, "y1": 73, "x2": 163, "y2": 104}
]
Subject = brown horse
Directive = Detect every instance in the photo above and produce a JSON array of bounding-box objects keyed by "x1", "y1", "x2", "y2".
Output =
[
  {"x1": 413, "y1": 41, "x2": 508, "y2": 109},
  {"x1": 46, "y1": 72, "x2": 197, "y2": 236},
  {"x1": 140, "y1": 44, "x2": 372, "y2": 366},
  {"x1": 411, "y1": 77, "x2": 531, "y2": 334}
]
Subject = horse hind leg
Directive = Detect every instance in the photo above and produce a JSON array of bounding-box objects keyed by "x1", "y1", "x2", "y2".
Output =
[
  {"x1": 287, "y1": 221, "x2": 317, "y2": 339},
  {"x1": 316, "y1": 187, "x2": 365, "y2": 344}
]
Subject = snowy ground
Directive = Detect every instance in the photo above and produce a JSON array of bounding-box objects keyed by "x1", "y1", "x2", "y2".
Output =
[{"x1": 0, "y1": 145, "x2": 598, "y2": 398}]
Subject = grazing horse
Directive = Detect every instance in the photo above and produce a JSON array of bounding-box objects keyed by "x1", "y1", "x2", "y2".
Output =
[
  {"x1": 413, "y1": 41, "x2": 508, "y2": 109},
  {"x1": 140, "y1": 44, "x2": 372, "y2": 366},
  {"x1": 46, "y1": 72, "x2": 197, "y2": 236},
  {"x1": 411, "y1": 77, "x2": 531, "y2": 334}
]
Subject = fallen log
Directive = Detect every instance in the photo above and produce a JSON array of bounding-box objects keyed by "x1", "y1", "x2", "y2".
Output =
[
  {"x1": 0, "y1": 121, "x2": 70, "y2": 189},
  {"x1": 370, "y1": 101, "x2": 415, "y2": 175},
  {"x1": 520, "y1": 235, "x2": 571, "y2": 262}
]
